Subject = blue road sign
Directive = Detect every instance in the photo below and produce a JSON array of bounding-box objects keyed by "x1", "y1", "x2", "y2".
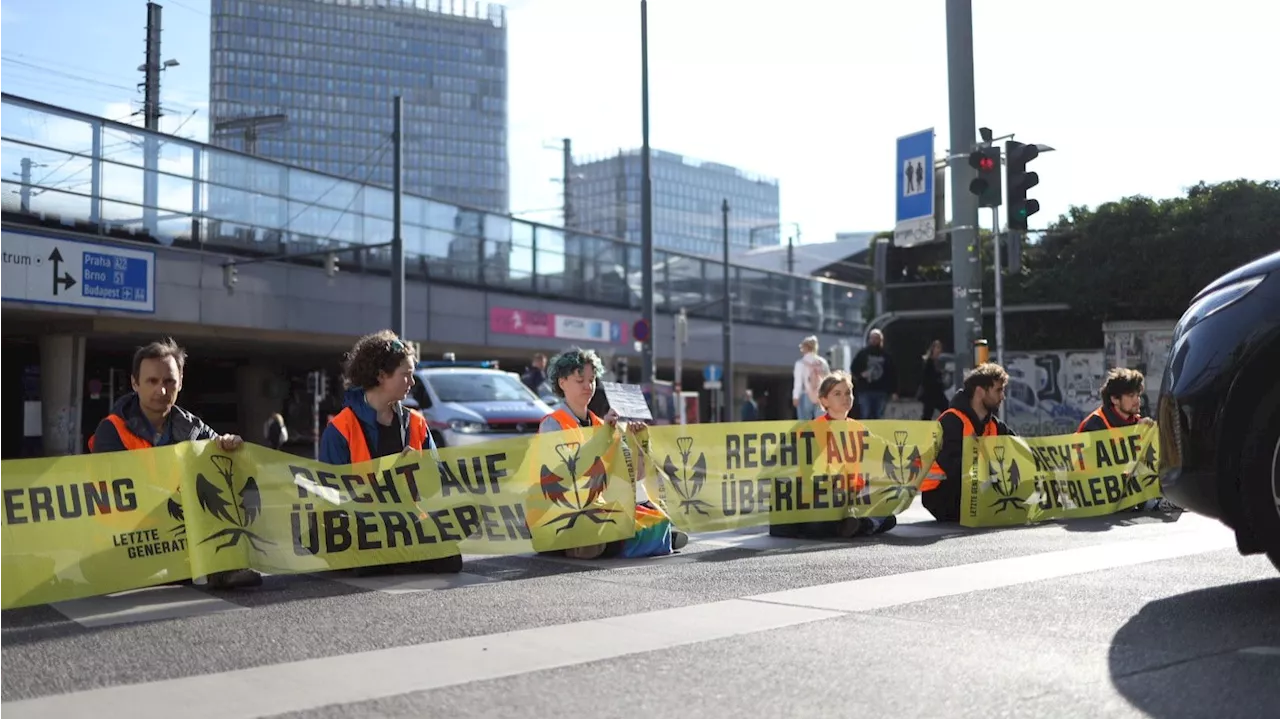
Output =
[
  {"x1": 0, "y1": 231, "x2": 156, "y2": 314},
  {"x1": 703, "y1": 364, "x2": 722, "y2": 383},
  {"x1": 894, "y1": 128, "x2": 936, "y2": 247}
]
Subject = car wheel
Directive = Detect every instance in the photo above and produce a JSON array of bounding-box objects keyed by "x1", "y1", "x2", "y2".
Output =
[
  {"x1": 429, "y1": 430, "x2": 447, "y2": 450},
  {"x1": 1240, "y1": 385, "x2": 1280, "y2": 573}
]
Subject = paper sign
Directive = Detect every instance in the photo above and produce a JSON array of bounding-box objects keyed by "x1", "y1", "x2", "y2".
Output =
[{"x1": 601, "y1": 382, "x2": 653, "y2": 422}]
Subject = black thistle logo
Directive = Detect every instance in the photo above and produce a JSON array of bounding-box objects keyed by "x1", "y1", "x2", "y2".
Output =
[
  {"x1": 538, "y1": 442, "x2": 619, "y2": 533},
  {"x1": 166, "y1": 491, "x2": 186, "y2": 537},
  {"x1": 660, "y1": 436, "x2": 712, "y2": 516},
  {"x1": 989, "y1": 446, "x2": 1026, "y2": 514},
  {"x1": 881, "y1": 430, "x2": 923, "y2": 501},
  {"x1": 195, "y1": 455, "x2": 274, "y2": 552},
  {"x1": 1131, "y1": 443, "x2": 1159, "y2": 488}
]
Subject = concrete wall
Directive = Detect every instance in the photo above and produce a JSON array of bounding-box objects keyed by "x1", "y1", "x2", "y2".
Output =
[{"x1": 3, "y1": 228, "x2": 850, "y2": 371}]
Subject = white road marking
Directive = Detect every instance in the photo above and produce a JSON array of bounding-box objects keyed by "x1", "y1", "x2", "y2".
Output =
[
  {"x1": 1238, "y1": 646, "x2": 1280, "y2": 657},
  {"x1": 50, "y1": 585, "x2": 246, "y2": 629},
  {"x1": 3, "y1": 600, "x2": 842, "y2": 719},
  {"x1": 747, "y1": 526, "x2": 1236, "y2": 612},
  {"x1": 11, "y1": 511, "x2": 1241, "y2": 719}
]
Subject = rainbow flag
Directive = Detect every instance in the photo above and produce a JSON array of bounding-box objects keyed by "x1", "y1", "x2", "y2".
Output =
[{"x1": 618, "y1": 502, "x2": 674, "y2": 558}]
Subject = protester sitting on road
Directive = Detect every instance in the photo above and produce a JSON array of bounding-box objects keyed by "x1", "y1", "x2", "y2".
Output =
[
  {"x1": 538, "y1": 347, "x2": 689, "y2": 559},
  {"x1": 769, "y1": 371, "x2": 897, "y2": 539},
  {"x1": 1077, "y1": 368, "x2": 1181, "y2": 515},
  {"x1": 922, "y1": 362, "x2": 1017, "y2": 522},
  {"x1": 319, "y1": 330, "x2": 463, "y2": 576},
  {"x1": 89, "y1": 337, "x2": 261, "y2": 590}
]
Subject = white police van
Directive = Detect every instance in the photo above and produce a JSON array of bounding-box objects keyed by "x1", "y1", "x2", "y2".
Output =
[{"x1": 405, "y1": 358, "x2": 554, "y2": 448}]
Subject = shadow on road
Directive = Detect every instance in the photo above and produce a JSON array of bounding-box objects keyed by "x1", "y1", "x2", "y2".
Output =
[{"x1": 1109, "y1": 577, "x2": 1280, "y2": 718}]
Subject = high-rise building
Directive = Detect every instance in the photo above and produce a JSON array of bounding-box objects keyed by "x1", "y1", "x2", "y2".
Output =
[
  {"x1": 209, "y1": 0, "x2": 509, "y2": 213},
  {"x1": 568, "y1": 149, "x2": 780, "y2": 257}
]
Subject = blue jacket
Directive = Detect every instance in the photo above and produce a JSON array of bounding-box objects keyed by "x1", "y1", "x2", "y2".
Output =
[{"x1": 319, "y1": 388, "x2": 420, "y2": 464}]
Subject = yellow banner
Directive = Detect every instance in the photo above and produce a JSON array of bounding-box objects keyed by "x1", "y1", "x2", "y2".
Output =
[
  {"x1": 639, "y1": 420, "x2": 942, "y2": 533},
  {"x1": 2, "y1": 427, "x2": 637, "y2": 609},
  {"x1": 959, "y1": 425, "x2": 1162, "y2": 527},
  {"x1": 0, "y1": 448, "x2": 192, "y2": 610}
]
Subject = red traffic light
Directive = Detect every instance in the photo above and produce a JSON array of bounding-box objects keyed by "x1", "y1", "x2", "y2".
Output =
[{"x1": 968, "y1": 148, "x2": 998, "y2": 173}]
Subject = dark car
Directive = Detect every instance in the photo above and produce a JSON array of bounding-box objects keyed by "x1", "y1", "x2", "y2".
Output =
[{"x1": 1158, "y1": 249, "x2": 1280, "y2": 572}]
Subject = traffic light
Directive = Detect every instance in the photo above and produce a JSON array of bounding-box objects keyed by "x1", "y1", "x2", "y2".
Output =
[
  {"x1": 325, "y1": 252, "x2": 340, "y2": 278},
  {"x1": 1005, "y1": 140, "x2": 1040, "y2": 231},
  {"x1": 967, "y1": 146, "x2": 1002, "y2": 208},
  {"x1": 614, "y1": 356, "x2": 629, "y2": 382},
  {"x1": 222, "y1": 263, "x2": 238, "y2": 291}
]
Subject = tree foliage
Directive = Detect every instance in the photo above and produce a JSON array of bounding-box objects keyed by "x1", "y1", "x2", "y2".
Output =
[
  {"x1": 1008, "y1": 179, "x2": 1280, "y2": 323},
  {"x1": 877, "y1": 179, "x2": 1280, "y2": 393}
]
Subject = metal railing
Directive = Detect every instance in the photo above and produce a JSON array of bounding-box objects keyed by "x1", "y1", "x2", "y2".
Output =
[{"x1": 0, "y1": 93, "x2": 867, "y2": 335}]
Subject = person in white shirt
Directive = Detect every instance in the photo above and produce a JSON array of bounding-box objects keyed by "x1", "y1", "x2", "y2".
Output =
[{"x1": 792, "y1": 335, "x2": 830, "y2": 420}]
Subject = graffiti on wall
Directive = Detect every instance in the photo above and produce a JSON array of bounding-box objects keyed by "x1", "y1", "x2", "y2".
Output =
[
  {"x1": 1000, "y1": 350, "x2": 1106, "y2": 436},
  {"x1": 924, "y1": 350, "x2": 1106, "y2": 436},
  {"x1": 1103, "y1": 321, "x2": 1176, "y2": 416}
]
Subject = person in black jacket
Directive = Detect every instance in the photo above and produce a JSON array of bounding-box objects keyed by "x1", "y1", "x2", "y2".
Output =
[
  {"x1": 923, "y1": 362, "x2": 1017, "y2": 522},
  {"x1": 851, "y1": 330, "x2": 898, "y2": 419},
  {"x1": 918, "y1": 339, "x2": 949, "y2": 420}
]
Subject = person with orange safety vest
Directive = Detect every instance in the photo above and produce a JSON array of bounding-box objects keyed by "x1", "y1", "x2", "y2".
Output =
[
  {"x1": 770, "y1": 371, "x2": 898, "y2": 539},
  {"x1": 88, "y1": 337, "x2": 261, "y2": 590},
  {"x1": 921, "y1": 362, "x2": 1017, "y2": 523},
  {"x1": 319, "y1": 330, "x2": 462, "y2": 575},
  {"x1": 1077, "y1": 367, "x2": 1180, "y2": 514},
  {"x1": 537, "y1": 347, "x2": 689, "y2": 559}
]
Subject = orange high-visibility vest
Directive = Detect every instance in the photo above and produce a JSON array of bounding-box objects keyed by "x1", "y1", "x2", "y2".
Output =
[
  {"x1": 544, "y1": 408, "x2": 602, "y2": 432},
  {"x1": 329, "y1": 406, "x2": 427, "y2": 464},
  {"x1": 1078, "y1": 407, "x2": 1114, "y2": 433},
  {"x1": 87, "y1": 414, "x2": 152, "y2": 453},
  {"x1": 922, "y1": 407, "x2": 998, "y2": 492}
]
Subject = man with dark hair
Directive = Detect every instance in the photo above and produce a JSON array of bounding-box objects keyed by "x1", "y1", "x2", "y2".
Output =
[
  {"x1": 922, "y1": 362, "x2": 1017, "y2": 522},
  {"x1": 1077, "y1": 368, "x2": 1178, "y2": 514},
  {"x1": 89, "y1": 337, "x2": 261, "y2": 590},
  {"x1": 1078, "y1": 367, "x2": 1152, "y2": 432}
]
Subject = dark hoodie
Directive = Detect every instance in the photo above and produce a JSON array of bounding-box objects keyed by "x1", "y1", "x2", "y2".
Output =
[
  {"x1": 319, "y1": 388, "x2": 418, "y2": 465},
  {"x1": 90, "y1": 393, "x2": 220, "y2": 452},
  {"x1": 924, "y1": 388, "x2": 1017, "y2": 522}
]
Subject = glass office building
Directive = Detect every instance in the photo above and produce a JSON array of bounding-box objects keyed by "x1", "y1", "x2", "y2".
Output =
[
  {"x1": 209, "y1": 0, "x2": 509, "y2": 213},
  {"x1": 569, "y1": 149, "x2": 780, "y2": 257}
]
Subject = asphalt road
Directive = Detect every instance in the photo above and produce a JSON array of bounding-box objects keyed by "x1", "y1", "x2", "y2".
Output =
[{"x1": 3, "y1": 504, "x2": 1277, "y2": 719}]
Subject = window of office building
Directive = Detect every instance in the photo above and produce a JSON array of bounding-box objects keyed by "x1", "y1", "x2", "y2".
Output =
[{"x1": 209, "y1": 0, "x2": 508, "y2": 214}]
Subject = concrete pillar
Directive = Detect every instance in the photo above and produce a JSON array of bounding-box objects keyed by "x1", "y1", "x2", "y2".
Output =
[
  {"x1": 39, "y1": 334, "x2": 87, "y2": 456},
  {"x1": 236, "y1": 363, "x2": 284, "y2": 444}
]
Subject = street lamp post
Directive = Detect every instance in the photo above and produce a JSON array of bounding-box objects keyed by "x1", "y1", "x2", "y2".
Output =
[{"x1": 639, "y1": 0, "x2": 656, "y2": 391}]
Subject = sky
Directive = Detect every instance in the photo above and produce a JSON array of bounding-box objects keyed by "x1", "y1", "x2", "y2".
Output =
[{"x1": 2, "y1": 0, "x2": 1277, "y2": 246}]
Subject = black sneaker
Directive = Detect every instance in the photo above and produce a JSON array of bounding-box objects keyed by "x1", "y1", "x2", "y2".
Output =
[
  {"x1": 671, "y1": 530, "x2": 689, "y2": 551},
  {"x1": 837, "y1": 517, "x2": 871, "y2": 538},
  {"x1": 870, "y1": 515, "x2": 897, "y2": 535}
]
